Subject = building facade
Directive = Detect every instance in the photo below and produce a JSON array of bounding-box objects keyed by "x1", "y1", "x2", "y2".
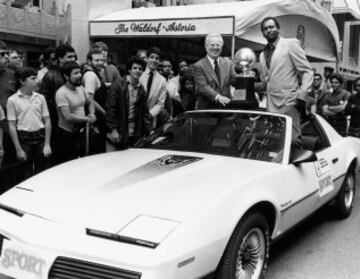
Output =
[
  {"x1": 3, "y1": 0, "x2": 358, "y2": 81},
  {"x1": 0, "y1": 0, "x2": 132, "y2": 67},
  {"x1": 124, "y1": 0, "x2": 360, "y2": 85},
  {"x1": 332, "y1": 0, "x2": 360, "y2": 86},
  {"x1": 72, "y1": 0, "x2": 131, "y2": 62},
  {"x1": 0, "y1": 0, "x2": 71, "y2": 67}
]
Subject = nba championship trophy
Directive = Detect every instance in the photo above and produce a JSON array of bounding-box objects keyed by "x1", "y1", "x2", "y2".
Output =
[{"x1": 229, "y1": 47, "x2": 258, "y2": 109}]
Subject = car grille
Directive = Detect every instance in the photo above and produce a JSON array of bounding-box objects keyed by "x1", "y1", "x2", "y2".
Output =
[{"x1": 48, "y1": 257, "x2": 142, "y2": 279}]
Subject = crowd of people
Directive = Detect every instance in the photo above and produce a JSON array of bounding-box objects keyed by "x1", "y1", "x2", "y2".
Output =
[
  {"x1": 0, "y1": 16, "x2": 360, "y2": 188},
  {"x1": 307, "y1": 67, "x2": 360, "y2": 137},
  {"x1": 0, "y1": 39, "x2": 197, "y2": 187}
]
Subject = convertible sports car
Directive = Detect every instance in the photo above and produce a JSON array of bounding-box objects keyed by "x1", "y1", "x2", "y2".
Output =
[{"x1": 0, "y1": 110, "x2": 359, "y2": 279}]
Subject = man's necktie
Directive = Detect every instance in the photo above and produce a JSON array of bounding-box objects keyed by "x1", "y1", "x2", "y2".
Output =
[
  {"x1": 147, "y1": 71, "x2": 154, "y2": 93},
  {"x1": 266, "y1": 44, "x2": 275, "y2": 69},
  {"x1": 214, "y1": 59, "x2": 221, "y2": 83}
]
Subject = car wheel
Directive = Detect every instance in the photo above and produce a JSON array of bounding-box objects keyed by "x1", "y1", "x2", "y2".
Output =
[
  {"x1": 217, "y1": 212, "x2": 270, "y2": 279},
  {"x1": 334, "y1": 169, "x2": 356, "y2": 219}
]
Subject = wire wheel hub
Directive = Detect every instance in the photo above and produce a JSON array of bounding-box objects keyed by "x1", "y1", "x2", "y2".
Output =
[{"x1": 235, "y1": 228, "x2": 265, "y2": 279}]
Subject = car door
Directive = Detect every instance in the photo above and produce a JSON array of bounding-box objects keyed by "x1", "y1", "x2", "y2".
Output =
[
  {"x1": 275, "y1": 117, "x2": 335, "y2": 235},
  {"x1": 302, "y1": 117, "x2": 340, "y2": 205},
  {"x1": 275, "y1": 159, "x2": 322, "y2": 235}
]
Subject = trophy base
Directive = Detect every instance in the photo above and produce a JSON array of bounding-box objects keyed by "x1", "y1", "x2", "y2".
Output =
[{"x1": 229, "y1": 76, "x2": 259, "y2": 110}]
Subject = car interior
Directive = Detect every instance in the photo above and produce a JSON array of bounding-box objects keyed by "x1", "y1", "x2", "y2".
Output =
[{"x1": 301, "y1": 115, "x2": 331, "y2": 152}]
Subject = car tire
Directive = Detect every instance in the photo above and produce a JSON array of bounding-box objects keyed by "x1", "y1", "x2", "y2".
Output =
[
  {"x1": 217, "y1": 212, "x2": 270, "y2": 279},
  {"x1": 333, "y1": 168, "x2": 356, "y2": 219}
]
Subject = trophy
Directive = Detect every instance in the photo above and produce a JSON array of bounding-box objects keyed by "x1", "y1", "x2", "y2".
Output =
[
  {"x1": 229, "y1": 47, "x2": 258, "y2": 109},
  {"x1": 234, "y1": 47, "x2": 257, "y2": 77}
]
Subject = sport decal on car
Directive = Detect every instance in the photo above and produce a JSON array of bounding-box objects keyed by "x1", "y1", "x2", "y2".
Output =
[{"x1": 0, "y1": 241, "x2": 47, "y2": 279}]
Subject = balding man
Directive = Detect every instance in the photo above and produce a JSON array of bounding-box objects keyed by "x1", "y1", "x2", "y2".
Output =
[{"x1": 193, "y1": 33, "x2": 236, "y2": 109}]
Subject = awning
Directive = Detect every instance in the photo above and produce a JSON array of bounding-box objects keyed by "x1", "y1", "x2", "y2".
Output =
[{"x1": 90, "y1": 0, "x2": 339, "y2": 62}]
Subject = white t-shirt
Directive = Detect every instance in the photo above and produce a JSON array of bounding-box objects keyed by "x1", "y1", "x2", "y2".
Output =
[
  {"x1": 7, "y1": 91, "x2": 49, "y2": 132},
  {"x1": 37, "y1": 67, "x2": 49, "y2": 83},
  {"x1": 56, "y1": 85, "x2": 87, "y2": 133},
  {"x1": 83, "y1": 71, "x2": 101, "y2": 95}
]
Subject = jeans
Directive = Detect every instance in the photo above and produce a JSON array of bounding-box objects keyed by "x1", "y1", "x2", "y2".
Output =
[
  {"x1": 17, "y1": 129, "x2": 48, "y2": 182},
  {"x1": 53, "y1": 128, "x2": 85, "y2": 165}
]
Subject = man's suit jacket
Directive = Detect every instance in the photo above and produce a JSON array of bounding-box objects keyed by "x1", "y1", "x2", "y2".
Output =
[
  {"x1": 193, "y1": 56, "x2": 235, "y2": 109},
  {"x1": 259, "y1": 37, "x2": 313, "y2": 114},
  {"x1": 106, "y1": 77, "x2": 152, "y2": 145},
  {"x1": 139, "y1": 68, "x2": 167, "y2": 119}
]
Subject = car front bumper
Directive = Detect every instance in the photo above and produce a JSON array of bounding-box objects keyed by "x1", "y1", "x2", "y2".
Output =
[{"x1": 0, "y1": 210, "x2": 215, "y2": 279}]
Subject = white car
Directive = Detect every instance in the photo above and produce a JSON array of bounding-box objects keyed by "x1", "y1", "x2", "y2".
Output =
[{"x1": 0, "y1": 110, "x2": 359, "y2": 279}]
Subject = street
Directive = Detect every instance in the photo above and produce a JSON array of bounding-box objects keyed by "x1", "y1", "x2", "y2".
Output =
[{"x1": 267, "y1": 173, "x2": 360, "y2": 279}]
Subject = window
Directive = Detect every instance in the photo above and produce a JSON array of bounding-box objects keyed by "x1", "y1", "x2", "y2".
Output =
[
  {"x1": 137, "y1": 112, "x2": 286, "y2": 163},
  {"x1": 301, "y1": 117, "x2": 330, "y2": 152},
  {"x1": 349, "y1": 25, "x2": 360, "y2": 64}
]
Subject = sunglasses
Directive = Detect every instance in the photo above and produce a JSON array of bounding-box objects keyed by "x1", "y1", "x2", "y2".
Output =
[{"x1": 0, "y1": 51, "x2": 9, "y2": 57}]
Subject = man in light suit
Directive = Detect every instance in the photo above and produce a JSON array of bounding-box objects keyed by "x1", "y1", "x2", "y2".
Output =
[
  {"x1": 259, "y1": 17, "x2": 313, "y2": 146},
  {"x1": 139, "y1": 47, "x2": 168, "y2": 128},
  {"x1": 193, "y1": 33, "x2": 236, "y2": 109}
]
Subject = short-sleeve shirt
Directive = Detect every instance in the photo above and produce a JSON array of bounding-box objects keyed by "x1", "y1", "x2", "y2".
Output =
[
  {"x1": 56, "y1": 85, "x2": 86, "y2": 133},
  {"x1": 83, "y1": 71, "x2": 101, "y2": 95},
  {"x1": 0, "y1": 105, "x2": 4, "y2": 122},
  {"x1": 37, "y1": 67, "x2": 49, "y2": 83},
  {"x1": 6, "y1": 91, "x2": 49, "y2": 132},
  {"x1": 323, "y1": 89, "x2": 351, "y2": 107}
]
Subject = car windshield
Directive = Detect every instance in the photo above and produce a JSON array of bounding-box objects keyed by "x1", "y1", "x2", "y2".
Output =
[{"x1": 136, "y1": 112, "x2": 286, "y2": 163}]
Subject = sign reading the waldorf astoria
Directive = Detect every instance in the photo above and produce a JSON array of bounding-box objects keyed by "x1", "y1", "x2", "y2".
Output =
[{"x1": 90, "y1": 17, "x2": 234, "y2": 37}]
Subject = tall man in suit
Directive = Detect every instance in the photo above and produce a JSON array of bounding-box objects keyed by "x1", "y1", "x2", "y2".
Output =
[
  {"x1": 193, "y1": 33, "x2": 236, "y2": 109},
  {"x1": 259, "y1": 17, "x2": 313, "y2": 146}
]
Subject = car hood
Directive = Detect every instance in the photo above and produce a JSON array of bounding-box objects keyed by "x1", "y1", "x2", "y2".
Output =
[{"x1": 0, "y1": 149, "x2": 279, "y2": 233}]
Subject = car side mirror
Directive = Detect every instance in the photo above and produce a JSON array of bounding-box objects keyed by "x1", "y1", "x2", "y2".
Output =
[{"x1": 292, "y1": 149, "x2": 317, "y2": 165}]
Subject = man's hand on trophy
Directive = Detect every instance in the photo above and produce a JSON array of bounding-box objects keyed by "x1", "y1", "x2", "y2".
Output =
[{"x1": 216, "y1": 94, "x2": 231, "y2": 106}]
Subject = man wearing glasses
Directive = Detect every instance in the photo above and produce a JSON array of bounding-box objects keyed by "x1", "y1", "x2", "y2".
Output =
[
  {"x1": 193, "y1": 33, "x2": 236, "y2": 109},
  {"x1": 308, "y1": 73, "x2": 327, "y2": 115}
]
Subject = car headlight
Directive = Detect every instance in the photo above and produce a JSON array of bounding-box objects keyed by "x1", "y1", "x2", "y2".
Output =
[{"x1": 87, "y1": 215, "x2": 179, "y2": 249}]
